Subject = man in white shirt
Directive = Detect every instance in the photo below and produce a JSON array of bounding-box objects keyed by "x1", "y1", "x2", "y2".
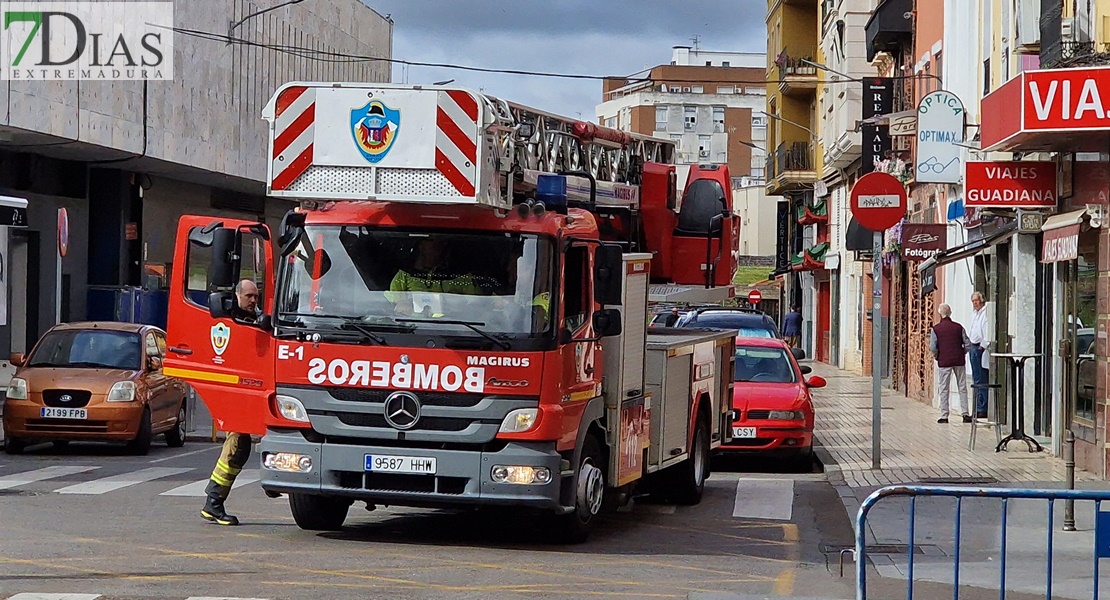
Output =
[{"x1": 967, "y1": 292, "x2": 990, "y2": 418}]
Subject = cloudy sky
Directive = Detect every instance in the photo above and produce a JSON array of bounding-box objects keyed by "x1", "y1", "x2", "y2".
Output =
[{"x1": 363, "y1": 0, "x2": 767, "y2": 120}]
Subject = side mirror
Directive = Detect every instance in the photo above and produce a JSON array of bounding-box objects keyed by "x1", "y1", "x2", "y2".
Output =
[
  {"x1": 592, "y1": 308, "x2": 622, "y2": 338},
  {"x1": 209, "y1": 227, "x2": 239, "y2": 288},
  {"x1": 208, "y1": 291, "x2": 233, "y2": 319},
  {"x1": 148, "y1": 356, "x2": 163, "y2": 371},
  {"x1": 806, "y1": 375, "x2": 827, "y2": 389},
  {"x1": 799, "y1": 365, "x2": 812, "y2": 375},
  {"x1": 593, "y1": 245, "x2": 624, "y2": 306},
  {"x1": 9, "y1": 352, "x2": 25, "y2": 367},
  {"x1": 790, "y1": 347, "x2": 807, "y2": 361}
]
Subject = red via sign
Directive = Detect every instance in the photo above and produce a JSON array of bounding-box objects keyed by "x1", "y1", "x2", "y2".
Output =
[
  {"x1": 964, "y1": 161, "x2": 1058, "y2": 208},
  {"x1": 1024, "y1": 67, "x2": 1110, "y2": 131}
]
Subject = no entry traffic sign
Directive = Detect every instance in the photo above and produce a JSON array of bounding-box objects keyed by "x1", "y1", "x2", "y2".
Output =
[
  {"x1": 748, "y1": 289, "x2": 762, "y2": 304},
  {"x1": 850, "y1": 172, "x2": 907, "y2": 231}
]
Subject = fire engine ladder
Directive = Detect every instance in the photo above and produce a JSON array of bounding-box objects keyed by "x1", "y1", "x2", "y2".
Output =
[{"x1": 484, "y1": 95, "x2": 676, "y2": 213}]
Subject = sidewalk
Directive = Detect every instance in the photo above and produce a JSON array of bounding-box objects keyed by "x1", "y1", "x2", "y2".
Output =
[{"x1": 809, "y1": 362, "x2": 1109, "y2": 599}]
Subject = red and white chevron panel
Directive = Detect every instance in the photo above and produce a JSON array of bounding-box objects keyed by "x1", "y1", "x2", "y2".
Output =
[
  {"x1": 271, "y1": 86, "x2": 316, "y2": 192},
  {"x1": 435, "y1": 90, "x2": 479, "y2": 197}
]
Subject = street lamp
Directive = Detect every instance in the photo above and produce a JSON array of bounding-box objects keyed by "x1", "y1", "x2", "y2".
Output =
[
  {"x1": 433, "y1": 79, "x2": 456, "y2": 86},
  {"x1": 759, "y1": 111, "x2": 819, "y2": 141},
  {"x1": 799, "y1": 58, "x2": 853, "y2": 82}
]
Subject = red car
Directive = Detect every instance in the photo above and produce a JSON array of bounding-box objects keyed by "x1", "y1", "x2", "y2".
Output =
[{"x1": 722, "y1": 337, "x2": 826, "y2": 464}]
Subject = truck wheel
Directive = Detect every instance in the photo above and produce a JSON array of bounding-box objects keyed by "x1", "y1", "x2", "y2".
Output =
[
  {"x1": 289, "y1": 493, "x2": 350, "y2": 531},
  {"x1": 549, "y1": 434, "x2": 606, "y2": 544},
  {"x1": 671, "y1": 416, "x2": 710, "y2": 505}
]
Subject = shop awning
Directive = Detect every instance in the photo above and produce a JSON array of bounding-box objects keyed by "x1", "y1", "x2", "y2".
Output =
[
  {"x1": 917, "y1": 222, "x2": 1018, "y2": 273},
  {"x1": 845, "y1": 217, "x2": 877, "y2": 251},
  {"x1": 1041, "y1": 208, "x2": 1087, "y2": 263},
  {"x1": 865, "y1": 0, "x2": 913, "y2": 62}
]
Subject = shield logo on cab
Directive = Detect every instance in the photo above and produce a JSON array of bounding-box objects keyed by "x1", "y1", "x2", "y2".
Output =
[{"x1": 211, "y1": 323, "x2": 231, "y2": 356}]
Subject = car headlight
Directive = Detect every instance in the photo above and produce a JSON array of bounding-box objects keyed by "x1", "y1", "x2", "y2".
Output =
[
  {"x1": 767, "y1": 410, "x2": 805, "y2": 421},
  {"x1": 276, "y1": 394, "x2": 309, "y2": 423},
  {"x1": 499, "y1": 408, "x2": 540, "y2": 433},
  {"x1": 6, "y1": 377, "x2": 27, "y2": 400},
  {"x1": 106, "y1": 381, "x2": 136, "y2": 402}
]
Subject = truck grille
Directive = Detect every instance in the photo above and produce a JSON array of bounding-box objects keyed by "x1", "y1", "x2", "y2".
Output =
[
  {"x1": 41, "y1": 389, "x2": 92, "y2": 408},
  {"x1": 337, "y1": 471, "x2": 467, "y2": 495},
  {"x1": 332, "y1": 412, "x2": 495, "y2": 432},
  {"x1": 325, "y1": 387, "x2": 485, "y2": 408}
]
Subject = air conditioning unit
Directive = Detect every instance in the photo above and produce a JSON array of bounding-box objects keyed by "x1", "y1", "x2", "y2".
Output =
[
  {"x1": 683, "y1": 87, "x2": 692, "y2": 93},
  {"x1": 699, "y1": 150, "x2": 710, "y2": 158}
]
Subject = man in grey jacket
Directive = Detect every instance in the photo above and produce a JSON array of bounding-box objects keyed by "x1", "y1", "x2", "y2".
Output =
[{"x1": 929, "y1": 303, "x2": 973, "y2": 424}]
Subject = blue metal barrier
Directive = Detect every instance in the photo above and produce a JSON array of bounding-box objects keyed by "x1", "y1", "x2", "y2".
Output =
[{"x1": 855, "y1": 485, "x2": 1110, "y2": 600}]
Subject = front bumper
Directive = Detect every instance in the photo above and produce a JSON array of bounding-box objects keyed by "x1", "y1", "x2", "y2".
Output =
[
  {"x1": 259, "y1": 430, "x2": 568, "y2": 511},
  {"x1": 3, "y1": 399, "x2": 144, "y2": 441},
  {"x1": 720, "y1": 420, "x2": 813, "y2": 455}
]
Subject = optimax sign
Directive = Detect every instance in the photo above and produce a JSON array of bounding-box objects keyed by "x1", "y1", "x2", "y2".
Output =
[{"x1": 1, "y1": 2, "x2": 174, "y2": 80}]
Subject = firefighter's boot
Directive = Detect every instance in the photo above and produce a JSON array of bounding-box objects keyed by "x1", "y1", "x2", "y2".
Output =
[{"x1": 200, "y1": 480, "x2": 239, "y2": 526}]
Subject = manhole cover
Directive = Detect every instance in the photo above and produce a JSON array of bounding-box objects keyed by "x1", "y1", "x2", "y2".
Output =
[
  {"x1": 821, "y1": 543, "x2": 929, "y2": 555},
  {"x1": 915, "y1": 477, "x2": 998, "y2": 485}
]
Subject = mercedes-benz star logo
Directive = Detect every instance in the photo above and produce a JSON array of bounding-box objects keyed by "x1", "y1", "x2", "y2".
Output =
[
  {"x1": 383, "y1": 391, "x2": 421, "y2": 430},
  {"x1": 59, "y1": 394, "x2": 73, "y2": 403}
]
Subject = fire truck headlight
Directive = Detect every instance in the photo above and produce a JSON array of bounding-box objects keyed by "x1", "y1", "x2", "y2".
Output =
[
  {"x1": 498, "y1": 408, "x2": 539, "y2": 433},
  {"x1": 276, "y1": 395, "x2": 310, "y2": 423},
  {"x1": 491, "y1": 465, "x2": 551, "y2": 485},
  {"x1": 263, "y1": 452, "x2": 313, "y2": 473}
]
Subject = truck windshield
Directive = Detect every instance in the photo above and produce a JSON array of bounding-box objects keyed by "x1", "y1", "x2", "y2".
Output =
[{"x1": 277, "y1": 226, "x2": 556, "y2": 339}]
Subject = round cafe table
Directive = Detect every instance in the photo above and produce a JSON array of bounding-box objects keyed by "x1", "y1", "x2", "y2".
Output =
[{"x1": 991, "y1": 353, "x2": 1043, "y2": 453}]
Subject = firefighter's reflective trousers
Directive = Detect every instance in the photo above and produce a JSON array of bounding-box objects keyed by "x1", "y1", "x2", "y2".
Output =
[{"x1": 210, "y1": 432, "x2": 252, "y2": 495}]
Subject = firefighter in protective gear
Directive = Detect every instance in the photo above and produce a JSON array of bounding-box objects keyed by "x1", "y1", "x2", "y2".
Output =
[
  {"x1": 200, "y1": 279, "x2": 259, "y2": 526},
  {"x1": 385, "y1": 238, "x2": 481, "y2": 316}
]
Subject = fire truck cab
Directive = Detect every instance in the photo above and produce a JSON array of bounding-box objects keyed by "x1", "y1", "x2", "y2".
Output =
[{"x1": 164, "y1": 83, "x2": 738, "y2": 542}]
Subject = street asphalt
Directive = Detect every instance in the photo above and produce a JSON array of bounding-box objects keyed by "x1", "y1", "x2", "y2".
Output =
[{"x1": 0, "y1": 440, "x2": 865, "y2": 600}]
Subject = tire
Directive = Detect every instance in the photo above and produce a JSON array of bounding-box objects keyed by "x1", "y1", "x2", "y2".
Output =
[
  {"x1": 671, "y1": 416, "x2": 710, "y2": 506},
  {"x1": 4, "y1": 437, "x2": 26, "y2": 455},
  {"x1": 289, "y1": 493, "x2": 350, "y2": 531},
  {"x1": 127, "y1": 407, "x2": 153, "y2": 456},
  {"x1": 548, "y1": 434, "x2": 606, "y2": 544},
  {"x1": 165, "y1": 403, "x2": 186, "y2": 448},
  {"x1": 52, "y1": 440, "x2": 70, "y2": 449}
]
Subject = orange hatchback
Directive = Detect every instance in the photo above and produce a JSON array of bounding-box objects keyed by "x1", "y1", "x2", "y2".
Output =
[{"x1": 3, "y1": 322, "x2": 188, "y2": 455}]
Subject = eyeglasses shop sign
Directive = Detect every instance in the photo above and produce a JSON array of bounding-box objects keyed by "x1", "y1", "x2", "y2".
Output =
[
  {"x1": 901, "y1": 224, "x2": 946, "y2": 261},
  {"x1": 0, "y1": 2, "x2": 174, "y2": 80},
  {"x1": 915, "y1": 91, "x2": 965, "y2": 184}
]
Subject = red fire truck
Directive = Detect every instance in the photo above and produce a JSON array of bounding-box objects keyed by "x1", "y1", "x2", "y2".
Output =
[{"x1": 164, "y1": 83, "x2": 740, "y2": 542}]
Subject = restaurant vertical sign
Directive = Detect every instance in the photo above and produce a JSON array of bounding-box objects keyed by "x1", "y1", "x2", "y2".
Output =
[{"x1": 861, "y1": 78, "x2": 894, "y2": 175}]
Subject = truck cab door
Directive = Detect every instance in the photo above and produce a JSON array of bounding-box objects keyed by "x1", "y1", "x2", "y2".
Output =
[{"x1": 163, "y1": 215, "x2": 276, "y2": 435}]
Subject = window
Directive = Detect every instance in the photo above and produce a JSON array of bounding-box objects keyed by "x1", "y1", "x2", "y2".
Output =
[
  {"x1": 670, "y1": 85, "x2": 682, "y2": 93},
  {"x1": 184, "y1": 230, "x2": 217, "y2": 308},
  {"x1": 717, "y1": 86, "x2": 735, "y2": 94},
  {"x1": 691, "y1": 85, "x2": 704, "y2": 94},
  {"x1": 706, "y1": 61, "x2": 712, "y2": 66},
  {"x1": 563, "y1": 246, "x2": 590, "y2": 333},
  {"x1": 144, "y1": 332, "x2": 160, "y2": 359},
  {"x1": 722, "y1": 61, "x2": 731, "y2": 67},
  {"x1": 669, "y1": 134, "x2": 683, "y2": 149},
  {"x1": 153, "y1": 331, "x2": 167, "y2": 356},
  {"x1": 734, "y1": 346, "x2": 796, "y2": 382},
  {"x1": 712, "y1": 107, "x2": 726, "y2": 133},
  {"x1": 606, "y1": 116, "x2": 617, "y2": 128},
  {"x1": 656, "y1": 106, "x2": 668, "y2": 130},
  {"x1": 750, "y1": 166, "x2": 765, "y2": 179},
  {"x1": 684, "y1": 106, "x2": 697, "y2": 131},
  {"x1": 28, "y1": 329, "x2": 142, "y2": 371}
]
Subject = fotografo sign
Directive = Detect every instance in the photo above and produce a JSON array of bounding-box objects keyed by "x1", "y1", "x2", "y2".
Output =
[
  {"x1": 915, "y1": 90, "x2": 965, "y2": 184},
  {"x1": 1, "y1": 2, "x2": 174, "y2": 80},
  {"x1": 901, "y1": 223, "x2": 946, "y2": 261}
]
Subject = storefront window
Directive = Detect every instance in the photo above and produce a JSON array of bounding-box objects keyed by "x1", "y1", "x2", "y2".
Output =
[{"x1": 1074, "y1": 234, "x2": 1098, "y2": 423}]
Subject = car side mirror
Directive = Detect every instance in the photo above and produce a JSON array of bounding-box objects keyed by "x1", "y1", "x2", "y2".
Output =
[
  {"x1": 9, "y1": 352, "x2": 24, "y2": 367},
  {"x1": 593, "y1": 245, "x2": 624, "y2": 306},
  {"x1": 209, "y1": 226, "x2": 239, "y2": 288},
  {"x1": 148, "y1": 356, "x2": 163, "y2": 371},
  {"x1": 799, "y1": 365, "x2": 812, "y2": 375},
  {"x1": 790, "y1": 347, "x2": 807, "y2": 361},
  {"x1": 806, "y1": 375, "x2": 827, "y2": 388}
]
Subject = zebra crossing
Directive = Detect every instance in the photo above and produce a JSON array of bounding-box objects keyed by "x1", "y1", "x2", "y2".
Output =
[{"x1": 0, "y1": 463, "x2": 260, "y2": 497}]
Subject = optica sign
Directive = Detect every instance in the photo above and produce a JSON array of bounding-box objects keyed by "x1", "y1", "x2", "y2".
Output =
[{"x1": 964, "y1": 161, "x2": 1058, "y2": 208}]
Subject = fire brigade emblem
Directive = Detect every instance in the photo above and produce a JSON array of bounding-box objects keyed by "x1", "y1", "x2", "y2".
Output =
[
  {"x1": 350, "y1": 100, "x2": 400, "y2": 164},
  {"x1": 210, "y1": 323, "x2": 231, "y2": 356}
]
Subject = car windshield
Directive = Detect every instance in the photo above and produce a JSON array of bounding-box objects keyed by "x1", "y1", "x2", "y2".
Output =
[
  {"x1": 734, "y1": 346, "x2": 796, "y2": 383},
  {"x1": 685, "y1": 313, "x2": 777, "y2": 337},
  {"x1": 27, "y1": 330, "x2": 142, "y2": 370},
  {"x1": 278, "y1": 226, "x2": 556, "y2": 338}
]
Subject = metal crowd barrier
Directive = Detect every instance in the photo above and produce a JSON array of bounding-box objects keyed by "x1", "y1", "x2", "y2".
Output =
[{"x1": 855, "y1": 485, "x2": 1110, "y2": 600}]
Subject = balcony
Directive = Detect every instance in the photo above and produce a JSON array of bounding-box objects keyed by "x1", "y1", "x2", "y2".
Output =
[
  {"x1": 776, "y1": 53, "x2": 819, "y2": 98},
  {"x1": 766, "y1": 141, "x2": 819, "y2": 196}
]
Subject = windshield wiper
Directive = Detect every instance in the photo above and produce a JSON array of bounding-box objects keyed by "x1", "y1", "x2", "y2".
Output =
[
  {"x1": 276, "y1": 313, "x2": 388, "y2": 345},
  {"x1": 395, "y1": 318, "x2": 511, "y2": 350}
]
